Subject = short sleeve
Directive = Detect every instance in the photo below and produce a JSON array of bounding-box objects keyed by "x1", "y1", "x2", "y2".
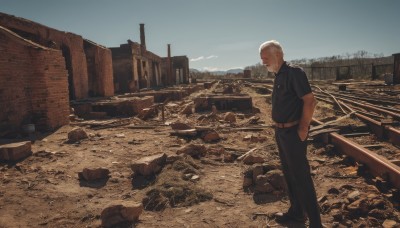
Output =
[{"x1": 291, "y1": 68, "x2": 312, "y2": 98}]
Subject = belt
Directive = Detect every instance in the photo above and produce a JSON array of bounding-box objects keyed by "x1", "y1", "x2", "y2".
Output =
[{"x1": 274, "y1": 120, "x2": 300, "y2": 128}]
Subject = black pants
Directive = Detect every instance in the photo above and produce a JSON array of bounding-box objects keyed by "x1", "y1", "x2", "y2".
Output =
[{"x1": 275, "y1": 125, "x2": 322, "y2": 228}]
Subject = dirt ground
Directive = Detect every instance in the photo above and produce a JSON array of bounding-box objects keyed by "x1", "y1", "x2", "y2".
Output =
[{"x1": 1, "y1": 82, "x2": 400, "y2": 228}]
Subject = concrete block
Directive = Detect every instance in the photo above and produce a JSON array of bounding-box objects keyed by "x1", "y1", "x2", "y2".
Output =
[{"x1": 0, "y1": 141, "x2": 32, "y2": 161}]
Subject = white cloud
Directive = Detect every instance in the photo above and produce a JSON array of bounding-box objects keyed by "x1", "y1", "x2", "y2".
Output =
[
  {"x1": 202, "y1": 67, "x2": 220, "y2": 72},
  {"x1": 200, "y1": 66, "x2": 244, "y2": 72},
  {"x1": 206, "y1": 55, "x2": 218, "y2": 59},
  {"x1": 190, "y1": 56, "x2": 204, "y2": 62},
  {"x1": 190, "y1": 55, "x2": 218, "y2": 62}
]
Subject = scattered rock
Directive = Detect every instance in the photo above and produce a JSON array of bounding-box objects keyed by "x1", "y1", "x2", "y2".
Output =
[
  {"x1": 201, "y1": 130, "x2": 220, "y2": 142},
  {"x1": 223, "y1": 152, "x2": 235, "y2": 163},
  {"x1": 242, "y1": 154, "x2": 265, "y2": 165},
  {"x1": 115, "y1": 133, "x2": 125, "y2": 138},
  {"x1": 243, "y1": 134, "x2": 267, "y2": 143},
  {"x1": 68, "y1": 127, "x2": 88, "y2": 143},
  {"x1": 331, "y1": 209, "x2": 343, "y2": 221},
  {"x1": 176, "y1": 144, "x2": 207, "y2": 158},
  {"x1": 328, "y1": 187, "x2": 340, "y2": 195},
  {"x1": 170, "y1": 122, "x2": 193, "y2": 130},
  {"x1": 223, "y1": 112, "x2": 236, "y2": 123},
  {"x1": 265, "y1": 169, "x2": 286, "y2": 191},
  {"x1": 191, "y1": 175, "x2": 200, "y2": 181},
  {"x1": 252, "y1": 165, "x2": 264, "y2": 182},
  {"x1": 100, "y1": 202, "x2": 143, "y2": 228},
  {"x1": 347, "y1": 190, "x2": 360, "y2": 202},
  {"x1": 131, "y1": 153, "x2": 167, "y2": 176},
  {"x1": 346, "y1": 198, "x2": 369, "y2": 218},
  {"x1": 79, "y1": 167, "x2": 110, "y2": 181},
  {"x1": 382, "y1": 219, "x2": 397, "y2": 228},
  {"x1": 254, "y1": 175, "x2": 274, "y2": 193}
]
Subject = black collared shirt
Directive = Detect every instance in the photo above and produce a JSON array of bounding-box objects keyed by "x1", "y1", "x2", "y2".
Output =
[{"x1": 271, "y1": 62, "x2": 312, "y2": 123}]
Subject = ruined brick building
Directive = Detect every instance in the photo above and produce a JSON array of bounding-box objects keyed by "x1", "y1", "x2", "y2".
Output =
[
  {"x1": 0, "y1": 26, "x2": 69, "y2": 132},
  {"x1": 110, "y1": 24, "x2": 189, "y2": 94},
  {"x1": 0, "y1": 12, "x2": 114, "y2": 132},
  {"x1": 0, "y1": 12, "x2": 190, "y2": 134}
]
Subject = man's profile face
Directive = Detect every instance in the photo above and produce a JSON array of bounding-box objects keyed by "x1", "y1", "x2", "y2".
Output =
[{"x1": 260, "y1": 48, "x2": 279, "y2": 73}]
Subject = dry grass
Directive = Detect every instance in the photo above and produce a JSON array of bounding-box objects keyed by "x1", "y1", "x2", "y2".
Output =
[{"x1": 142, "y1": 156, "x2": 212, "y2": 211}]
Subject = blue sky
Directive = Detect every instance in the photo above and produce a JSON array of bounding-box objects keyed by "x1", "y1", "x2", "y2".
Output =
[{"x1": 1, "y1": 0, "x2": 399, "y2": 71}]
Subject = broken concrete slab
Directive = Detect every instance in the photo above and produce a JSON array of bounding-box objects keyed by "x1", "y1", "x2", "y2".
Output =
[
  {"x1": 0, "y1": 141, "x2": 32, "y2": 161},
  {"x1": 93, "y1": 96, "x2": 154, "y2": 117},
  {"x1": 131, "y1": 153, "x2": 167, "y2": 176}
]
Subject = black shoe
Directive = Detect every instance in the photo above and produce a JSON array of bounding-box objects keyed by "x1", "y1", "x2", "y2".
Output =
[{"x1": 275, "y1": 212, "x2": 305, "y2": 223}]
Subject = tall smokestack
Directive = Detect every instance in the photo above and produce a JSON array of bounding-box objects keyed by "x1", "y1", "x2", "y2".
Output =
[
  {"x1": 168, "y1": 44, "x2": 172, "y2": 85},
  {"x1": 140, "y1": 23, "x2": 146, "y2": 49}
]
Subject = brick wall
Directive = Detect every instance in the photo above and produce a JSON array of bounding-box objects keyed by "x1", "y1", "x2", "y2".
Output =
[
  {"x1": 0, "y1": 12, "x2": 89, "y2": 100},
  {"x1": 0, "y1": 26, "x2": 69, "y2": 131},
  {"x1": 84, "y1": 40, "x2": 114, "y2": 97}
]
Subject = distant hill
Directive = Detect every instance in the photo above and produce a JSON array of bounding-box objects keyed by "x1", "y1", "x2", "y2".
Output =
[{"x1": 189, "y1": 68, "x2": 243, "y2": 75}]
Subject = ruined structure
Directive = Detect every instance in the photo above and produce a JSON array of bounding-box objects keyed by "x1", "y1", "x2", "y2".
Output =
[
  {"x1": 0, "y1": 12, "x2": 114, "y2": 132},
  {"x1": 0, "y1": 12, "x2": 114, "y2": 100},
  {"x1": 110, "y1": 24, "x2": 162, "y2": 94},
  {"x1": 243, "y1": 69, "x2": 251, "y2": 78},
  {"x1": 393, "y1": 53, "x2": 400, "y2": 84},
  {"x1": 84, "y1": 40, "x2": 114, "y2": 97},
  {"x1": 171, "y1": 56, "x2": 190, "y2": 84},
  {"x1": 0, "y1": 26, "x2": 69, "y2": 131},
  {"x1": 161, "y1": 45, "x2": 190, "y2": 86}
]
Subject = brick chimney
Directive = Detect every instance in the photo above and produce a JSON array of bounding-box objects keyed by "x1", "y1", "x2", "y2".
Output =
[
  {"x1": 167, "y1": 44, "x2": 172, "y2": 85},
  {"x1": 140, "y1": 23, "x2": 146, "y2": 49}
]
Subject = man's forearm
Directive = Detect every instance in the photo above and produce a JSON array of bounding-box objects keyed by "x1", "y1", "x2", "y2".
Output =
[{"x1": 299, "y1": 93, "x2": 316, "y2": 130}]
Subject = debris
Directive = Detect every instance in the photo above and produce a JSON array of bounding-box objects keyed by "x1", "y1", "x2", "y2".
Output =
[
  {"x1": 78, "y1": 167, "x2": 110, "y2": 181},
  {"x1": 67, "y1": 127, "x2": 88, "y2": 142},
  {"x1": 100, "y1": 202, "x2": 143, "y2": 228},
  {"x1": 223, "y1": 112, "x2": 236, "y2": 123},
  {"x1": 0, "y1": 141, "x2": 32, "y2": 161},
  {"x1": 201, "y1": 130, "x2": 220, "y2": 142},
  {"x1": 176, "y1": 144, "x2": 207, "y2": 158},
  {"x1": 237, "y1": 148, "x2": 258, "y2": 161},
  {"x1": 131, "y1": 153, "x2": 167, "y2": 176}
]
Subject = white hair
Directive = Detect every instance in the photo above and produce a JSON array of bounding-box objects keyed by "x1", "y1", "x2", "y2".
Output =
[{"x1": 259, "y1": 40, "x2": 284, "y2": 55}]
